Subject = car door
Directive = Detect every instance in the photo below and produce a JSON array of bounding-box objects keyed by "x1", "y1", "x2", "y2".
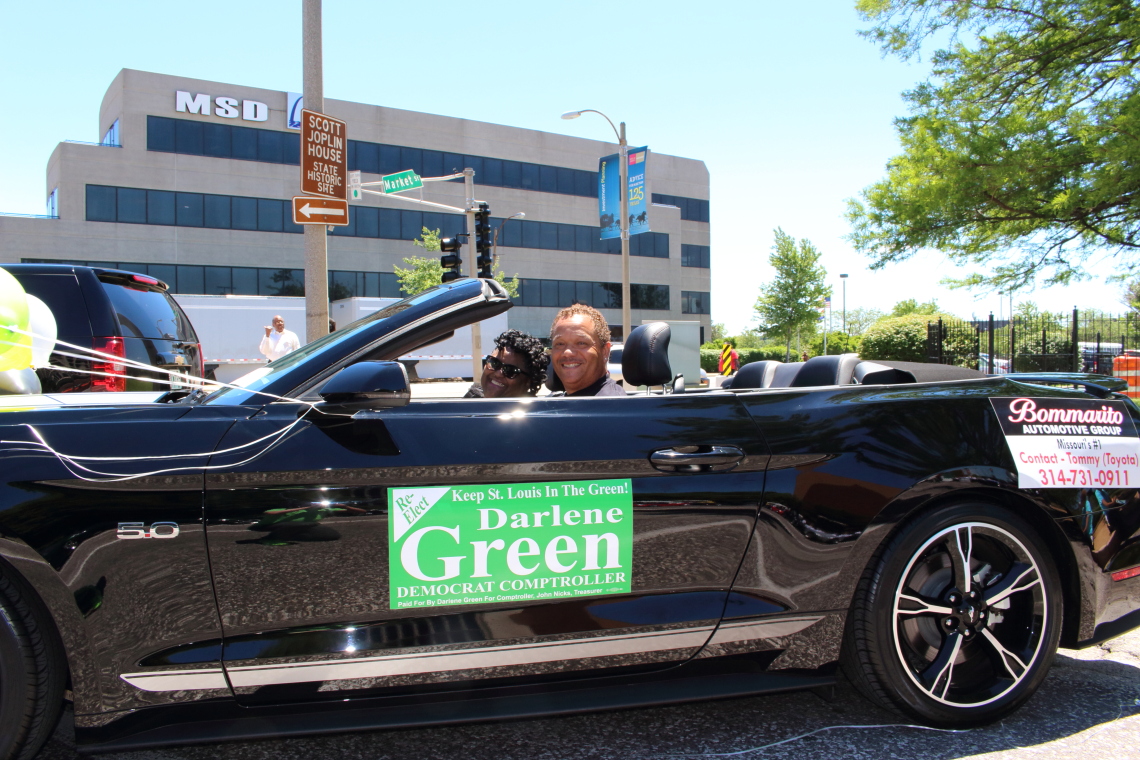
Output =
[{"x1": 202, "y1": 391, "x2": 767, "y2": 704}]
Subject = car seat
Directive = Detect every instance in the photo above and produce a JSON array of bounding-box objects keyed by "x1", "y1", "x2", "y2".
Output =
[{"x1": 622, "y1": 322, "x2": 674, "y2": 391}]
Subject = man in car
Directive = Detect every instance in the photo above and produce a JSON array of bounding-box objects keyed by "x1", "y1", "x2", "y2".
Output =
[
  {"x1": 549, "y1": 304, "x2": 624, "y2": 396},
  {"x1": 259, "y1": 315, "x2": 301, "y2": 362}
]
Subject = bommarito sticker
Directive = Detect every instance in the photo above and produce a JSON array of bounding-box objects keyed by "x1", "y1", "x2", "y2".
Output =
[
  {"x1": 388, "y1": 479, "x2": 633, "y2": 610},
  {"x1": 991, "y1": 397, "x2": 1140, "y2": 488}
]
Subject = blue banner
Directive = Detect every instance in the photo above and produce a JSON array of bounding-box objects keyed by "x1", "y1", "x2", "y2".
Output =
[
  {"x1": 627, "y1": 147, "x2": 649, "y2": 237},
  {"x1": 598, "y1": 153, "x2": 620, "y2": 240}
]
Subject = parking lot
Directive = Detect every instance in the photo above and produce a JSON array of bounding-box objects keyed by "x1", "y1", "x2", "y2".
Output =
[{"x1": 34, "y1": 629, "x2": 1140, "y2": 760}]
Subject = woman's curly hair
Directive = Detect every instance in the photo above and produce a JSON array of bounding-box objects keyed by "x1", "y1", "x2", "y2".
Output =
[{"x1": 494, "y1": 329, "x2": 549, "y2": 395}]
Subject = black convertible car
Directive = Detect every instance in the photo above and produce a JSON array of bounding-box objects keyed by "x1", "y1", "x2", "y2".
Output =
[{"x1": 2, "y1": 278, "x2": 1139, "y2": 758}]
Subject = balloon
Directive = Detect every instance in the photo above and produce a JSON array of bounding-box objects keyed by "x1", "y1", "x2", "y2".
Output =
[
  {"x1": 0, "y1": 368, "x2": 41, "y2": 395},
  {"x1": 0, "y1": 269, "x2": 31, "y2": 371},
  {"x1": 25, "y1": 295, "x2": 57, "y2": 369}
]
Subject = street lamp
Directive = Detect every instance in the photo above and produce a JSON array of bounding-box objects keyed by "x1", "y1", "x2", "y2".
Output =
[
  {"x1": 840, "y1": 274, "x2": 849, "y2": 335},
  {"x1": 561, "y1": 109, "x2": 630, "y2": 343},
  {"x1": 492, "y1": 212, "x2": 525, "y2": 264}
]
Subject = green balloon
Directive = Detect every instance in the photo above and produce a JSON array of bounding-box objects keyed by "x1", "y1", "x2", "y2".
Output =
[{"x1": 0, "y1": 268, "x2": 32, "y2": 371}]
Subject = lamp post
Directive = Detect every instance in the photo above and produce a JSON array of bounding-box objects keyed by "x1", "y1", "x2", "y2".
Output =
[
  {"x1": 492, "y1": 212, "x2": 525, "y2": 264},
  {"x1": 840, "y1": 274, "x2": 848, "y2": 335},
  {"x1": 561, "y1": 109, "x2": 629, "y2": 343}
]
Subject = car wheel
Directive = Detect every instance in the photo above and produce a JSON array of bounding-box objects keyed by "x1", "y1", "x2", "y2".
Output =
[
  {"x1": 0, "y1": 568, "x2": 65, "y2": 760},
  {"x1": 843, "y1": 502, "x2": 1062, "y2": 726}
]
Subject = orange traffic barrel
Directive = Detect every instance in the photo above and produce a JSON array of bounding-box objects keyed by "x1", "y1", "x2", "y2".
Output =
[{"x1": 1113, "y1": 350, "x2": 1140, "y2": 398}]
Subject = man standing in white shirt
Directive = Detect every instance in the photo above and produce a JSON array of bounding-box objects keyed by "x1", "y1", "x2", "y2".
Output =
[{"x1": 259, "y1": 315, "x2": 301, "y2": 362}]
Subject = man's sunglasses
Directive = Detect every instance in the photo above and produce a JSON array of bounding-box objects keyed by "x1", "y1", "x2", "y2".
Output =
[{"x1": 483, "y1": 354, "x2": 532, "y2": 380}]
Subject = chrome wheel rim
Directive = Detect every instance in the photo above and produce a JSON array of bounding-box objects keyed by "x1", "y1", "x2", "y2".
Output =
[{"x1": 891, "y1": 521, "x2": 1047, "y2": 707}]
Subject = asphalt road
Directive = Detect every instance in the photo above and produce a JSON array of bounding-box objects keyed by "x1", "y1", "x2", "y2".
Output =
[{"x1": 34, "y1": 629, "x2": 1140, "y2": 760}]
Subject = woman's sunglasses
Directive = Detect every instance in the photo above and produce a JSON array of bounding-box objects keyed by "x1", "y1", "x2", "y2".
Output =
[{"x1": 483, "y1": 354, "x2": 531, "y2": 380}]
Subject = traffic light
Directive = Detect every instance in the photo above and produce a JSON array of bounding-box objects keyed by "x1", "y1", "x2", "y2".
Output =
[
  {"x1": 475, "y1": 203, "x2": 493, "y2": 278},
  {"x1": 439, "y1": 236, "x2": 463, "y2": 283}
]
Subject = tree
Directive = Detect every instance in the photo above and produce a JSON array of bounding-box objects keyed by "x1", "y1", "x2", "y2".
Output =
[
  {"x1": 889, "y1": 298, "x2": 940, "y2": 317},
  {"x1": 754, "y1": 229, "x2": 832, "y2": 360},
  {"x1": 395, "y1": 227, "x2": 519, "y2": 297},
  {"x1": 845, "y1": 306, "x2": 886, "y2": 335},
  {"x1": 711, "y1": 322, "x2": 728, "y2": 343},
  {"x1": 848, "y1": 0, "x2": 1140, "y2": 290}
]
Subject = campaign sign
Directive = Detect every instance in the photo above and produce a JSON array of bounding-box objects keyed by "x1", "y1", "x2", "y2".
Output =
[
  {"x1": 598, "y1": 153, "x2": 621, "y2": 240},
  {"x1": 991, "y1": 397, "x2": 1140, "y2": 488},
  {"x1": 627, "y1": 147, "x2": 650, "y2": 237},
  {"x1": 388, "y1": 479, "x2": 633, "y2": 610}
]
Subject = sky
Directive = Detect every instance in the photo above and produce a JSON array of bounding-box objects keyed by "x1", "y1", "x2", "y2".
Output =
[{"x1": 0, "y1": 0, "x2": 1119, "y2": 333}]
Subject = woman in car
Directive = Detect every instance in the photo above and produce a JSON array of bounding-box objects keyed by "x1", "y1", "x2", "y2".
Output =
[{"x1": 465, "y1": 329, "x2": 549, "y2": 398}]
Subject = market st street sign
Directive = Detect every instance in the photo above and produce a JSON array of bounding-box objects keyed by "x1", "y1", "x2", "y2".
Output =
[
  {"x1": 381, "y1": 170, "x2": 423, "y2": 194},
  {"x1": 292, "y1": 196, "x2": 349, "y2": 226},
  {"x1": 300, "y1": 108, "x2": 347, "y2": 200}
]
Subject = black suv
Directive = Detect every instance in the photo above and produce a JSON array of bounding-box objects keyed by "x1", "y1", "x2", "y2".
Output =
[{"x1": 4, "y1": 264, "x2": 202, "y2": 393}]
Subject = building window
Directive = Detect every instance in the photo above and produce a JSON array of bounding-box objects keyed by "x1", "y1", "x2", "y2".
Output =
[
  {"x1": 46, "y1": 188, "x2": 58, "y2": 218},
  {"x1": 101, "y1": 119, "x2": 120, "y2": 147},
  {"x1": 83, "y1": 184, "x2": 670, "y2": 257},
  {"x1": 514, "y1": 279, "x2": 667, "y2": 311},
  {"x1": 146, "y1": 115, "x2": 601, "y2": 199},
  {"x1": 681, "y1": 290, "x2": 711, "y2": 315},
  {"x1": 652, "y1": 193, "x2": 710, "y2": 223},
  {"x1": 681, "y1": 244, "x2": 711, "y2": 268}
]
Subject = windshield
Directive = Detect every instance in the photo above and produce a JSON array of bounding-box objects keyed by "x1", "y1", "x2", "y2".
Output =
[{"x1": 205, "y1": 288, "x2": 445, "y2": 405}]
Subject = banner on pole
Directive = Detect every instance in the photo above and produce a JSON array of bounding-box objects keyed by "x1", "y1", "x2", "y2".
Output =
[
  {"x1": 598, "y1": 153, "x2": 620, "y2": 240},
  {"x1": 627, "y1": 147, "x2": 649, "y2": 237}
]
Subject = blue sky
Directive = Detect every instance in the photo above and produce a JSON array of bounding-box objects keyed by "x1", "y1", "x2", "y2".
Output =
[{"x1": 0, "y1": 0, "x2": 1116, "y2": 331}]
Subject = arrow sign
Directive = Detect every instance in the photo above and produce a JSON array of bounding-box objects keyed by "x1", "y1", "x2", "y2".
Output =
[{"x1": 292, "y1": 196, "x2": 350, "y2": 226}]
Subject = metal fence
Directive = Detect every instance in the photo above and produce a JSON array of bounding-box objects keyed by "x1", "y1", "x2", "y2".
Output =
[{"x1": 927, "y1": 310, "x2": 1140, "y2": 376}]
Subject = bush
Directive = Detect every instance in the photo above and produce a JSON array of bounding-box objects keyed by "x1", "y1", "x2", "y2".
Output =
[
  {"x1": 701, "y1": 346, "x2": 789, "y2": 373},
  {"x1": 808, "y1": 331, "x2": 861, "y2": 357},
  {"x1": 860, "y1": 315, "x2": 933, "y2": 362}
]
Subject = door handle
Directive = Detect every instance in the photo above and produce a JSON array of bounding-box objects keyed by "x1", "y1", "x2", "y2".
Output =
[{"x1": 650, "y1": 445, "x2": 745, "y2": 472}]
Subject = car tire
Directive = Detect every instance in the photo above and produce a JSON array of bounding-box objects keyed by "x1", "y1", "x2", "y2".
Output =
[
  {"x1": 842, "y1": 502, "x2": 1062, "y2": 727},
  {"x1": 0, "y1": 568, "x2": 65, "y2": 760}
]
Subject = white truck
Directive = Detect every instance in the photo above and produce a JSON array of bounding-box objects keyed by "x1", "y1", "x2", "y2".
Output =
[{"x1": 174, "y1": 294, "x2": 507, "y2": 385}]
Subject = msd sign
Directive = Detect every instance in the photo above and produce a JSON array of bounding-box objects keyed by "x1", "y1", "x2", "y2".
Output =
[{"x1": 175, "y1": 91, "x2": 269, "y2": 122}]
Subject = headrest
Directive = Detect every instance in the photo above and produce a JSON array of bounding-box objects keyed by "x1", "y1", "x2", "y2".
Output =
[
  {"x1": 769, "y1": 362, "x2": 804, "y2": 387},
  {"x1": 788, "y1": 354, "x2": 861, "y2": 387},
  {"x1": 623, "y1": 323, "x2": 673, "y2": 387},
  {"x1": 731, "y1": 360, "x2": 782, "y2": 389}
]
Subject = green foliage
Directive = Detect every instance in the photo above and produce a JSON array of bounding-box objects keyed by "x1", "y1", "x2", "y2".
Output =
[
  {"x1": 809, "y1": 331, "x2": 862, "y2": 357},
  {"x1": 700, "y1": 346, "x2": 789, "y2": 373},
  {"x1": 398, "y1": 227, "x2": 519, "y2": 297},
  {"x1": 889, "y1": 298, "x2": 940, "y2": 317},
  {"x1": 711, "y1": 322, "x2": 728, "y2": 343},
  {"x1": 754, "y1": 229, "x2": 831, "y2": 357},
  {"x1": 860, "y1": 314, "x2": 934, "y2": 362},
  {"x1": 844, "y1": 306, "x2": 885, "y2": 335},
  {"x1": 849, "y1": 0, "x2": 1140, "y2": 290}
]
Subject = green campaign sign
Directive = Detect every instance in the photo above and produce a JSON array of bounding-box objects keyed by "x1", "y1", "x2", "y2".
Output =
[
  {"x1": 381, "y1": 169, "x2": 423, "y2": 194},
  {"x1": 388, "y1": 479, "x2": 633, "y2": 610}
]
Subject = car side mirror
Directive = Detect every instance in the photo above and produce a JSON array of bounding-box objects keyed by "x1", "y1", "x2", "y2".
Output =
[{"x1": 317, "y1": 361, "x2": 410, "y2": 410}]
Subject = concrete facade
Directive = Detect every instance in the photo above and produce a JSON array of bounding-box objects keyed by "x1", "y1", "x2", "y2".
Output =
[{"x1": 1, "y1": 69, "x2": 711, "y2": 342}]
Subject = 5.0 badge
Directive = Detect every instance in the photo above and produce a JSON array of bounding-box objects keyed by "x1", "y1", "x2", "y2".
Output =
[{"x1": 116, "y1": 522, "x2": 180, "y2": 539}]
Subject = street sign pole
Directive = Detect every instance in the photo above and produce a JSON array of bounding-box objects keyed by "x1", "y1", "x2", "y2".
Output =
[
  {"x1": 465, "y1": 168, "x2": 483, "y2": 382},
  {"x1": 302, "y1": 0, "x2": 328, "y2": 343}
]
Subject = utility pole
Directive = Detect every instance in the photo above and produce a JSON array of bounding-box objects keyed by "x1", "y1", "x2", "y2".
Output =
[
  {"x1": 302, "y1": 0, "x2": 328, "y2": 343},
  {"x1": 465, "y1": 168, "x2": 483, "y2": 381}
]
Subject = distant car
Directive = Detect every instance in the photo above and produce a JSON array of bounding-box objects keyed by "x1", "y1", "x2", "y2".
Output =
[
  {"x1": 608, "y1": 342, "x2": 624, "y2": 384},
  {"x1": 978, "y1": 353, "x2": 1011, "y2": 374},
  {"x1": 3, "y1": 264, "x2": 203, "y2": 393}
]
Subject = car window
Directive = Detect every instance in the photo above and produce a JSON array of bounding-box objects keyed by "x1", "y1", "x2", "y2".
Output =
[
  {"x1": 9, "y1": 272, "x2": 92, "y2": 337},
  {"x1": 100, "y1": 281, "x2": 196, "y2": 341}
]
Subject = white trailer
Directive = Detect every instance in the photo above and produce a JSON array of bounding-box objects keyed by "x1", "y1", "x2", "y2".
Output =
[{"x1": 172, "y1": 294, "x2": 307, "y2": 385}]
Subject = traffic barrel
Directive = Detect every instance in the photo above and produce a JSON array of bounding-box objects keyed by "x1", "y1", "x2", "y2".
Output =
[{"x1": 1113, "y1": 350, "x2": 1140, "y2": 398}]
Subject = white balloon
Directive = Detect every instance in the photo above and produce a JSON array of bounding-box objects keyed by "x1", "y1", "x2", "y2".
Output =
[
  {"x1": 0, "y1": 368, "x2": 41, "y2": 395},
  {"x1": 25, "y1": 294, "x2": 57, "y2": 369}
]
